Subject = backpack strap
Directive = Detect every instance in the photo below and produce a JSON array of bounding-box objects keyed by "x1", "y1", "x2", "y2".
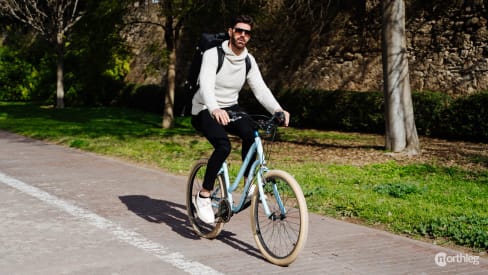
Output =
[
  {"x1": 216, "y1": 45, "x2": 252, "y2": 76},
  {"x1": 245, "y1": 55, "x2": 251, "y2": 75},
  {"x1": 216, "y1": 45, "x2": 225, "y2": 73}
]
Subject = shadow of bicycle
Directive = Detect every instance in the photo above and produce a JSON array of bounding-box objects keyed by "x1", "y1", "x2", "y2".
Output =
[{"x1": 119, "y1": 195, "x2": 262, "y2": 259}]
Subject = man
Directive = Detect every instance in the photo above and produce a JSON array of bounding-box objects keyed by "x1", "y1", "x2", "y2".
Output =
[{"x1": 191, "y1": 15, "x2": 290, "y2": 224}]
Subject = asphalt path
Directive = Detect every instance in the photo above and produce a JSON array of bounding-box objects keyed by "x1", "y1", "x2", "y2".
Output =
[{"x1": 0, "y1": 130, "x2": 486, "y2": 274}]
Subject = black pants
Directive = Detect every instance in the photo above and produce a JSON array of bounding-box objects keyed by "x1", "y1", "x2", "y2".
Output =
[{"x1": 192, "y1": 106, "x2": 256, "y2": 191}]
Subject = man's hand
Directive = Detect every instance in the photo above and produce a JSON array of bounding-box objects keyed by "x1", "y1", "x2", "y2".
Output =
[
  {"x1": 283, "y1": 111, "x2": 290, "y2": 127},
  {"x1": 212, "y1": 109, "x2": 230, "y2": 125},
  {"x1": 275, "y1": 109, "x2": 290, "y2": 127}
]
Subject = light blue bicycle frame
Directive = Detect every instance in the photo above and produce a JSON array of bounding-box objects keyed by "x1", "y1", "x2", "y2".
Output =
[
  {"x1": 215, "y1": 130, "x2": 285, "y2": 217},
  {"x1": 215, "y1": 129, "x2": 286, "y2": 217}
]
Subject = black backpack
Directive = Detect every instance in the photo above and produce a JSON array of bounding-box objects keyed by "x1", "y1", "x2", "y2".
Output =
[{"x1": 181, "y1": 32, "x2": 251, "y2": 116}]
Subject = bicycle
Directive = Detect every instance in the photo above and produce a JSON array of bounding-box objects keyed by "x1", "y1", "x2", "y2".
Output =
[{"x1": 186, "y1": 111, "x2": 309, "y2": 266}]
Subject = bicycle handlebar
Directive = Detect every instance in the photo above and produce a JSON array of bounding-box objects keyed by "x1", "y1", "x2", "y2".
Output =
[
  {"x1": 227, "y1": 110, "x2": 285, "y2": 135},
  {"x1": 273, "y1": 111, "x2": 286, "y2": 126}
]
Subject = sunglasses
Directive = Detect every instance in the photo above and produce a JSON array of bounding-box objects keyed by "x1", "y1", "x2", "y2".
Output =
[{"x1": 234, "y1": 27, "x2": 252, "y2": 36}]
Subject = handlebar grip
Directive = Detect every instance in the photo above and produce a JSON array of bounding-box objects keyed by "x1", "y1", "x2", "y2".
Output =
[{"x1": 274, "y1": 111, "x2": 286, "y2": 126}]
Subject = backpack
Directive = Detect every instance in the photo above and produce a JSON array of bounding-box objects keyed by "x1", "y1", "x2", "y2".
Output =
[{"x1": 180, "y1": 32, "x2": 251, "y2": 116}]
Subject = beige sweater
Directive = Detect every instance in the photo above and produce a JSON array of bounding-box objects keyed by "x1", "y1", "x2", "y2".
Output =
[{"x1": 191, "y1": 40, "x2": 282, "y2": 115}]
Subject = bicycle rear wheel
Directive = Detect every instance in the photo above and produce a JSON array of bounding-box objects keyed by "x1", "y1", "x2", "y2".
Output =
[
  {"x1": 186, "y1": 159, "x2": 226, "y2": 239},
  {"x1": 250, "y1": 170, "x2": 309, "y2": 266}
]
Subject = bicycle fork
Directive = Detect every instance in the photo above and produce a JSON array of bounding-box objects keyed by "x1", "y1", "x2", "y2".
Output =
[{"x1": 257, "y1": 171, "x2": 287, "y2": 220}]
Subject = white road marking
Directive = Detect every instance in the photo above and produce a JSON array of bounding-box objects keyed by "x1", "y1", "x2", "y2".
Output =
[{"x1": 0, "y1": 172, "x2": 222, "y2": 275}]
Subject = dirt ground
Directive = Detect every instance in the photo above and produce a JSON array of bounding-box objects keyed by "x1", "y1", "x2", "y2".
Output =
[{"x1": 274, "y1": 133, "x2": 488, "y2": 171}]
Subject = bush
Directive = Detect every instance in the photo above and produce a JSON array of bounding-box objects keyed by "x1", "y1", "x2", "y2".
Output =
[
  {"x1": 118, "y1": 84, "x2": 164, "y2": 113},
  {"x1": 412, "y1": 91, "x2": 452, "y2": 137},
  {"x1": 267, "y1": 88, "x2": 488, "y2": 142},
  {"x1": 334, "y1": 91, "x2": 384, "y2": 133},
  {"x1": 275, "y1": 89, "x2": 384, "y2": 133},
  {"x1": 445, "y1": 91, "x2": 488, "y2": 141},
  {"x1": 0, "y1": 47, "x2": 40, "y2": 101}
]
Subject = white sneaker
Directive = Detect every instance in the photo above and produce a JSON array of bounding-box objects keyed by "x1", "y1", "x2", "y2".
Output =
[{"x1": 195, "y1": 191, "x2": 215, "y2": 224}]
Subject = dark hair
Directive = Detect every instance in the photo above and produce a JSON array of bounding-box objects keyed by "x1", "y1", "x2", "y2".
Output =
[{"x1": 232, "y1": 15, "x2": 254, "y2": 28}]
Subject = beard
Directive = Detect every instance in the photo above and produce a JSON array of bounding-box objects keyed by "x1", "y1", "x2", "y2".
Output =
[{"x1": 231, "y1": 36, "x2": 247, "y2": 50}]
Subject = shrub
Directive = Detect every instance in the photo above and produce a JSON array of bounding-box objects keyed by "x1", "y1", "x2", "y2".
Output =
[
  {"x1": 118, "y1": 84, "x2": 164, "y2": 113},
  {"x1": 270, "y1": 89, "x2": 487, "y2": 142},
  {"x1": 445, "y1": 91, "x2": 488, "y2": 141},
  {"x1": 412, "y1": 91, "x2": 452, "y2": 137},
  {"x1": 0, "y1": 46, "x2": 40, "y2": 101},
  {"x1": 275, "y1": 89, "x2": 384, "y2": 133}
]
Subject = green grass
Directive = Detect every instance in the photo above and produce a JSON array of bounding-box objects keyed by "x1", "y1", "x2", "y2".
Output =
[
  {"x1": 295, "y1": 162, "x2": 487, "y2": 250},
  {"x1": 1, "y1": 102, "x2": 487, "y2": 252}
]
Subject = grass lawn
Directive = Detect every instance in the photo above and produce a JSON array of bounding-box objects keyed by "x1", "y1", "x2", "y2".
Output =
[{"x1": 1, "y1": 101, "x2": 487, "y2": 254}]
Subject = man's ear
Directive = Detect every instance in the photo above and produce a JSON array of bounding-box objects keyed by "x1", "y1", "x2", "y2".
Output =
[{"x1": 227, "y1": 28, "x2": 233, "y2": 37}]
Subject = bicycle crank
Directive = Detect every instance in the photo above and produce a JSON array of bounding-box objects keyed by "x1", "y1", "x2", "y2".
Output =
[{"x1": 217, "y1": 199, "x2": 232, "y2": 222}]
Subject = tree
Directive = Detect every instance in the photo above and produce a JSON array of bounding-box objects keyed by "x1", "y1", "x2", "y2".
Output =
[
  {"x1": 67, "y1": 0, "x2": 130, "y2": 106},
  {"x1": 160, "y1": 0, "x2": 187, "y2": 129},
  {"x1": 127, "y1": 0, "x2": 199, "y2": 128},
  {"x1": 0, "y1": 0, "x2": 84, "y2": 108},
  {"x1": 381, "y1": 0, "x2": 420, "y2": 154}
]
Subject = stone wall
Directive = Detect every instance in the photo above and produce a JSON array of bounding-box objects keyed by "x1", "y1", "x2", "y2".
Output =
[
  {"x1": 278, "y1": 0, "x2": 488, "y2": 96},
  {"x1": 408, "y1": 3, "x2": 488, "y2": 95}
]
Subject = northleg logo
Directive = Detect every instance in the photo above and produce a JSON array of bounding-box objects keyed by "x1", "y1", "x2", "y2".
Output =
[{"x1": 435, "y1": 252, "x2": 480, "y2": 267}]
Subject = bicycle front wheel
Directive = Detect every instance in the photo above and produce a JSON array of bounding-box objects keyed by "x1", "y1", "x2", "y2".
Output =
[
  {"x1": 186, "y1": 159, "x2": 226, "y2": 239},
  {"x1": 250, "y1": 170, "x2": 309, "y2": 266}
]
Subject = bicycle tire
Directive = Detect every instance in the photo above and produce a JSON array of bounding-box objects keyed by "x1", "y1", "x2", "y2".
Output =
[
  {"x1": 186, "y1": 159, "x2": 226, "y2": 239},
  {"x1": 250, "y1": 170, "x2": 309, "y2": 266}
]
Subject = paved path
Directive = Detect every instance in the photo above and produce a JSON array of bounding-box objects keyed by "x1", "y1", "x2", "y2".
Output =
[{"x1": 0, "y1": 130, "x2": 486, "y2": 274}]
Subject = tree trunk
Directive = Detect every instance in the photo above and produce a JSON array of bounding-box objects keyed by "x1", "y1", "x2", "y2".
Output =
[
  {"x1": 162, "y1": 48, "x2": 176, "y2": 128},
  {"x1": 56, "y1": 32, "x2": 65, "y2": 109},
  {"x1": 381, "y1": 0, "x2": 419, "y2": 154}
]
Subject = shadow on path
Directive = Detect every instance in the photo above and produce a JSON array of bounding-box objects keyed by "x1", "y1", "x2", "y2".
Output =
[{"x1": 119, "y1": 195, "x2": 263, "y2": 260}]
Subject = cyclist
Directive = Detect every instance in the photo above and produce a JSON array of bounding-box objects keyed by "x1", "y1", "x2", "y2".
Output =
[{"x1": 191, "y1": 15, "x2": 290, "y2": 224}]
